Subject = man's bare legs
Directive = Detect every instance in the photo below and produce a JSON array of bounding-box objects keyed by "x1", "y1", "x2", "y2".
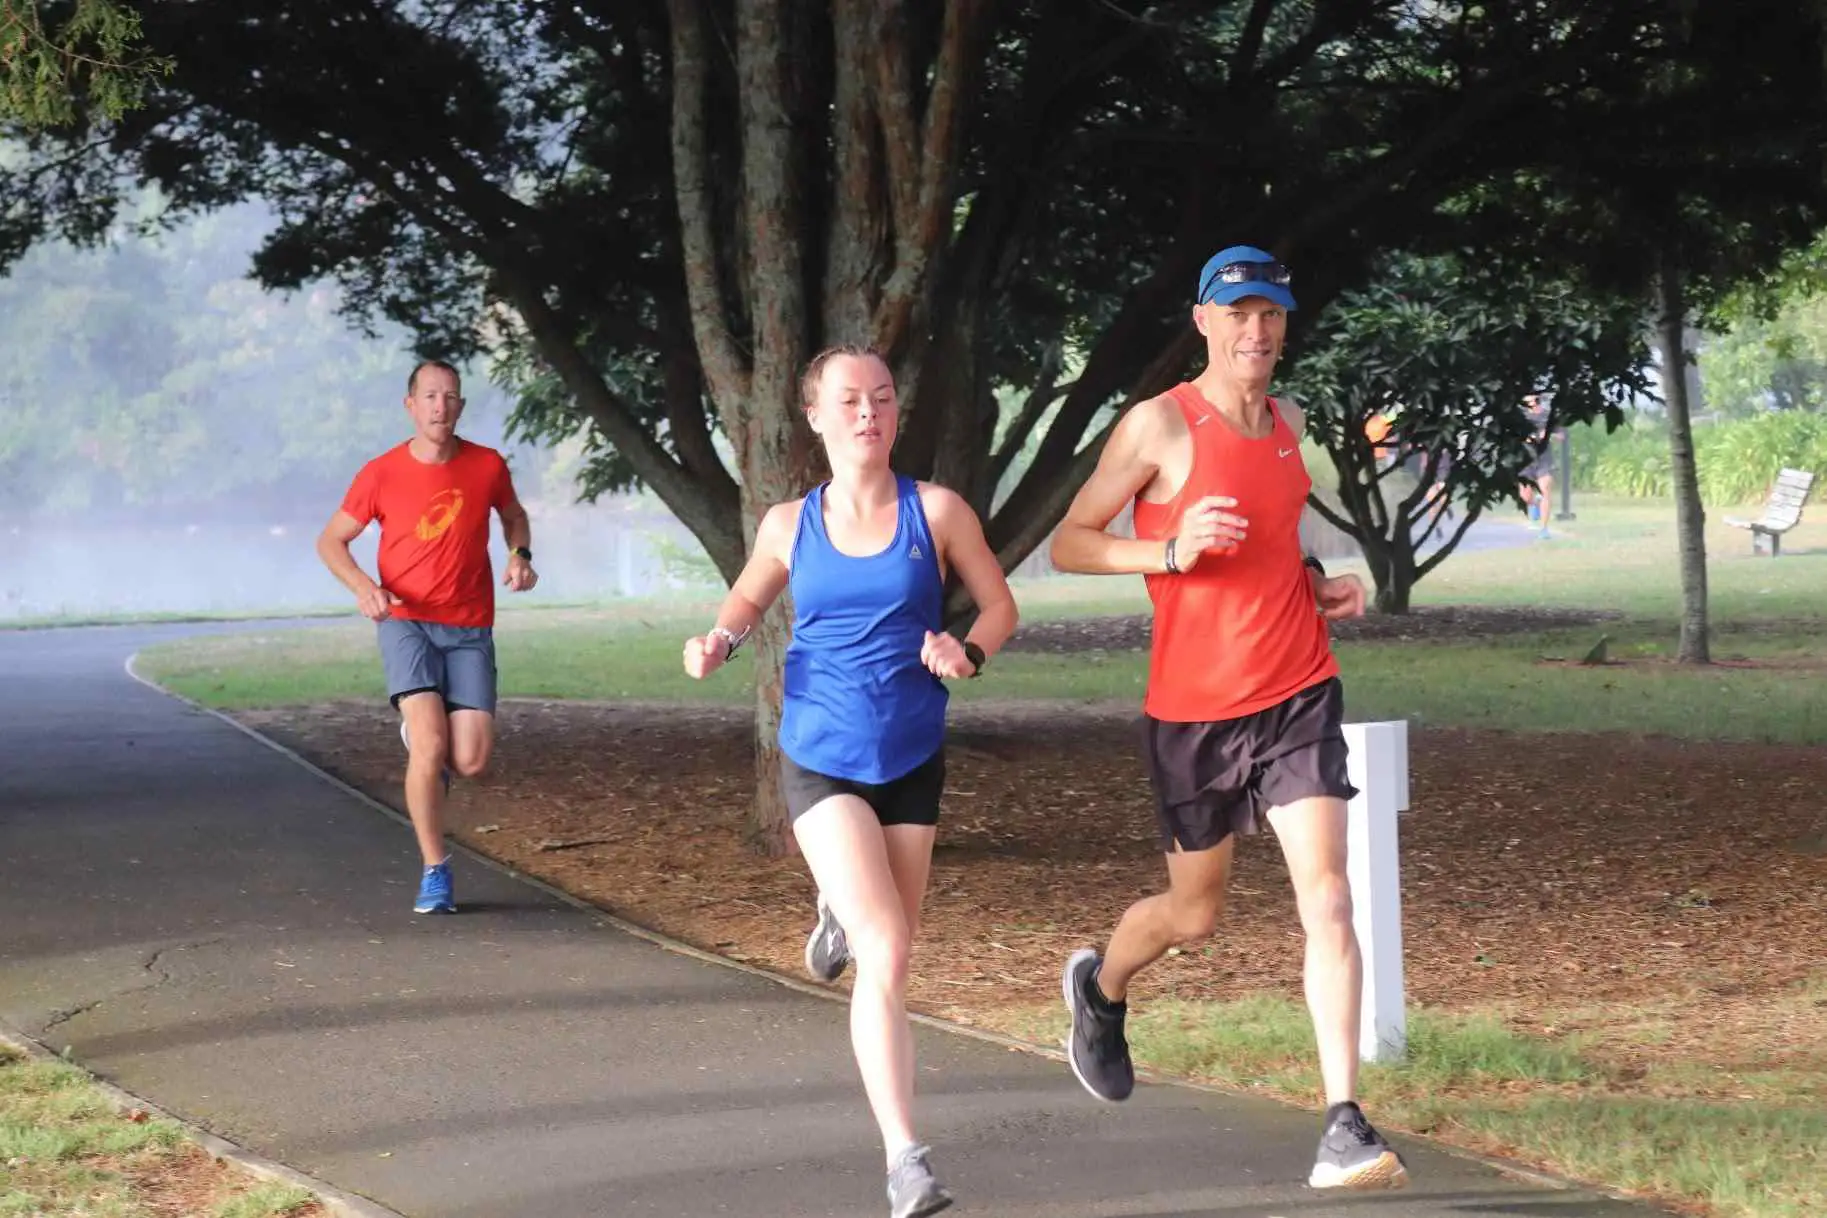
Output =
[
  {"x1": 1092, "y1": 839, "x2": 1234, "y2": 1002},
  {"x1": 793, "y1": 799, "x2": 937, "y2": 1166},
  {"x1": 447, "y1": 708, "x2": 495, "y2": 780},
  {"x1": 398, "y1": 701, "x2": 495, "y2": 863},
  {"x1": 399, "y1": 692, "x2": 452, "y2": 866},
  {"x1": 1265, "y1": 796, "x2": 1360, "y2": 1105}
]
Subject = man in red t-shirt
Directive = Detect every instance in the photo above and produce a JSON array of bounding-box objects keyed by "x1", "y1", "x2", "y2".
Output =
[
  {"x1": 316, "y1": 359, "x2": 538, "y2": 914},
  {"x1": 1049, "y1": 246, "x2": 1407, "y2": 1192}
]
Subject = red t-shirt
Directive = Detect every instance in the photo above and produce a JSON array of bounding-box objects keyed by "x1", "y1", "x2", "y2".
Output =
[
  {"x1": 1132, "y1": 384, "x2": 1338, "y2": 723},
  {"x1": 341, "y1": 440, "x2": 516, "y2": 628}
]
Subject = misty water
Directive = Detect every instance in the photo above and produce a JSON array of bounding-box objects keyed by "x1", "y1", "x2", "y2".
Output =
[
  {"x1": 0, "y1": 203, "x2": 714, "y2": 623},
  {"x1": 1, "y1": 507, "x2": 709, "y2": 622}
]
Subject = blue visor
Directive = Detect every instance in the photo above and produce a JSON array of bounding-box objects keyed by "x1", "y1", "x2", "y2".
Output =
[{"x1": 1197, "y1": 245, "x2": 1297, "y2": 310}]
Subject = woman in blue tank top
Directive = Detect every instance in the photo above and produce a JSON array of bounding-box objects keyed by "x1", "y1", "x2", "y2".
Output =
[{"x1": 682, "y1": 344, "x2": 1017, "y2": 1218}]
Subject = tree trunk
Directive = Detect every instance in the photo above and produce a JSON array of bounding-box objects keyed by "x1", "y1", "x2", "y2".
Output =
[
  {"x1": 666, "y1": 0, "x2": 987, "y2": 854},
  {"x1": 745, "y1": 576, "x2": 798, "y2": 857},
  {"x1": 1373, "y1": 542, "x2": 1415, "y2": 614},
  {"x1": 1657, "y1": 266, "x2": 1710, "y2": 664}
]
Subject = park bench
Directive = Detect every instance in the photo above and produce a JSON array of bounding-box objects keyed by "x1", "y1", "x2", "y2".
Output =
[{"x1": 1725, "y1": 468, "x2": 1816, "y2": 556}]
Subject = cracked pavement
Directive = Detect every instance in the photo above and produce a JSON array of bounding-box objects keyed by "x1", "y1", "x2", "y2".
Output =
[{"x1": 0, "y1": 623, "x2": 1670, "y2": 1217}]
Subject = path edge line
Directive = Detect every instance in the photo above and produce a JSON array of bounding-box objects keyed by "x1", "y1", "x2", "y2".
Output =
[
  {"x1": 122, "y1": 651, "x2": 1640, "y2": 1209},
  {"x1": 0, "y1": 1022, "x2": 406, "y2": 1218}
]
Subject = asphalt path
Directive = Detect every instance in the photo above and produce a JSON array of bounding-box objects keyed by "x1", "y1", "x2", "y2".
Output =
[{"x1": 0, "y1": 622, "x2": 1664, "y2": 1217}]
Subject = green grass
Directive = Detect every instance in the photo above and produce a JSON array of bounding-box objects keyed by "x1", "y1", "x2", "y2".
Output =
[
  {"x1": 999, "y1": 996, "x2": 1824, "y2": 1218},
  {"x1": 126, "y1": 497, "x2": 1827, "y2": 740},
  {"x1": 1410, "y1": 496, "x2": 1827, "y2": 619},
  {"x1": 0, "y1": 1048, "x2": 317, "y2": 1217},
  {"x1": 136, "y1": 610, "x2": 1827, "y2": 747}
]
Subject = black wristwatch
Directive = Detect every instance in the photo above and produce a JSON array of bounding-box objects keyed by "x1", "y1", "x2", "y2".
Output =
[
  {"x1": 962, "y1": 640, "x2": 987, "y2": 678},
  {"x1": 511, "y1": 546, "x2": 533, "y2": 562},
  {"x1": 1303, "y1": 554, "x2": 1325, "y2": 577}
]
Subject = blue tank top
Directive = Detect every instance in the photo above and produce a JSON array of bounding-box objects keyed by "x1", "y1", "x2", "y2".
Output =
[{"x1": 779, "y1": 475, "x2": 948, "y2": 783}]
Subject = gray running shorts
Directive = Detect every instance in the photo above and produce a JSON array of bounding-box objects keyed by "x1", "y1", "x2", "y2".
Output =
[{"x1": 376, "y1": 618, "x2": 497, "y2": 714}]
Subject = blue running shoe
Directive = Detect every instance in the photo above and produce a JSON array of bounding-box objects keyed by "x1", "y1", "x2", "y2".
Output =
[{"x1": 414, "y1": 860, "x2": 456, "y2": 914}]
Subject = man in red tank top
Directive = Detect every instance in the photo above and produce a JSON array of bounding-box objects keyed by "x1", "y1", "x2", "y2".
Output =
[{"x1": 1048, "y1": 246, "x2": 1407, "y2": 1192}]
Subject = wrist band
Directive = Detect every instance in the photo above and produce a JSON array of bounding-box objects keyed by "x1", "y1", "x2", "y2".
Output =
[
  {"x1": 1164, "y1": 537, "x2": 1180, "y2": 574},
  {"x1": 1303, "y1": 555, "x2": 1326, "y2": 577},
  {"x1": 709, "y1": 625, "x2": 750, "y2": 658}
]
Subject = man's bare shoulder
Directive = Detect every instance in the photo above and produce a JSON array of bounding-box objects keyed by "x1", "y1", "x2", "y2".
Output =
[
  {"x1": 1274, "y1": 395, "x2": 1307, "y2": 439},
  {"x1": 1113, "y1": 390, "x2": 1188, "y2": 457}
]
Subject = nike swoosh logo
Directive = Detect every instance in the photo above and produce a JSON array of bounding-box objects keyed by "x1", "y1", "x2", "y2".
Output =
[{"x1": 1279, "y1": 447, "x2": 1295, "y2": 457}]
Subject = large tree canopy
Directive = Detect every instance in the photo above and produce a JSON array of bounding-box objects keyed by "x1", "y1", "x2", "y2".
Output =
[
  {"x1": 1283, "y1": 253, "x2": 1653, "y2": 613},
  {"x1": 0, "y1": 0, "x2": 168, "y2": 126},
  {"x1": 6, "y1": 0, "x2": 1824, "y2": 844}
]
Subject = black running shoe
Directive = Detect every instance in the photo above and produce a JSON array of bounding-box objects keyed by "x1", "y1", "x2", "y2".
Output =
[
  {"x1": 1061, "y1": 948, "x2": 1134, "y2": 1102},
  {"x1": 1309, "y1": 1102, "x2": 1409, "y2": 1190}
]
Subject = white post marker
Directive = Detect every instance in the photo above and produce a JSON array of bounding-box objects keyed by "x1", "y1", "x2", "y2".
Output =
[{"x1": 1342, "y1": 719, "x2": 1409, "y2": 1063}]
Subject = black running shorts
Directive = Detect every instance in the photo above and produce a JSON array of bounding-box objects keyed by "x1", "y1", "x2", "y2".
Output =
[
  {"x1": 1141, "y1": 678, "x2": 1358, "y2": 853},
  {"x1": 779, "y1": 748, "x2": 945, "y2": 827}
]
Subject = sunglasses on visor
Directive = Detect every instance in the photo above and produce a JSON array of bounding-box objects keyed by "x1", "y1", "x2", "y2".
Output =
[{"x1": 1199, "y1": 260, "x2": 1293, "y2": 301}]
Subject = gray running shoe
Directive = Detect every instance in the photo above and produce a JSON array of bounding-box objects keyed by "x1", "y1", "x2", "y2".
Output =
[
  {"x1": 805, "y1": 893, "x2": 851, "y2": 983},
  {"x1": 1309, "y1": 1102, "x2": 1409, "y2": 1190},
  {"x1": 886, "y1": 1143, "x2": 952, "y2": 1218}
]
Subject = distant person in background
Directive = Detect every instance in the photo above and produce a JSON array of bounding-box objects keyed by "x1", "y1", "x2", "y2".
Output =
[
  {"x1": 1520, "y1": 395, "x2": 1560, "y2": 540},
  {"x1": 1364, "y1": 411, "x2": 1396, "y2": 472},
  {"x1": 315, "y1": 359, "x2": 537, "y2": 914}
]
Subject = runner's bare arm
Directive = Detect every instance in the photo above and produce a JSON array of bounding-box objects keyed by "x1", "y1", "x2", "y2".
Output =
[
  {"x1": 1049, "y1": 398, "x2": 1175, "y2": 574},
  {"x1": 496, "y1": 470, "x2": 537, "y2": 591},
  {"x1": 684, "y1": 500, "x2": 799, "y2": 676},
  {"x1": 923, "y1": 486, "x2": 1019, "y2": 664},
  {"x1": 316, "y1": 511, "x2": 377, "y2": 595},
  {"x1": 497, "y1": 487, "x2": 532, "y2": 554},
  {"x1": 316, "y1": 511, "x2": 397, "y2": 620}
]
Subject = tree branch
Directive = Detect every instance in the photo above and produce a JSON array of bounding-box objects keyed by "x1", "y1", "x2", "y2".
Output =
[
  {"x1": 496, "y1": 264, "x2": 741, "y2": 572},
  {"x1": 822, "y1": 0, "x2": 886, "y2": 341},
  {"x1": 1229, "y1": 0, "x2": 1278, "y2": 85},
  {"x1": 1304, "y1": 490, "x2": 1363, "y2": 539},
  {"x1": 871, "y1": 2, "x2": 920, "y2": 256},
  {"x1": 872, "y1": 0, "x2": 986, "y2": 357},
  {"x1": 667, "y1": 0, "x2": 752, "y2": 418},
  {"x1": 988, "y1": 344, "x2": 1068, "y2": 486},
  {"x1": 1415, "y1": 501, "x2": 1484, "y2": 580},
  {"x1": 734, "y1": 0, "x2": 810, "y2": 485}
]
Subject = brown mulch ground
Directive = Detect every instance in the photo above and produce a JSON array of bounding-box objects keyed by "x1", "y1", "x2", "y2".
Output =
[
  {"x1": 240, "y1": 688, "x2": 1827, "y2": 1087},
  {"x1": 116, "y1": 1141, "x2": 327, "y2": 1217}
]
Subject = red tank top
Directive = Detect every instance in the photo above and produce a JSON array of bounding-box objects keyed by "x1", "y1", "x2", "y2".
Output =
[{"x1": 1132, "y1": 383, "x2": 1338, "y2": 723}]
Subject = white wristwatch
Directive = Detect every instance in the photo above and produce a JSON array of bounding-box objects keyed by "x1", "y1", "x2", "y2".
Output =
[{"x1": 710, "y1": 625, "x2": 750, "y2": 658}]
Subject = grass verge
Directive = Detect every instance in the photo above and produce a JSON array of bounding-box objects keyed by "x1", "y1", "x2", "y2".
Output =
[
  {"x1": 998, "y1": 995, "x2": 1824, "y2": 1218},
  {"x1": 134, "y1": 610, "x2": 1827, "y2": 744},
  {"x1": 0, "y1": 1045, "x2": 321, "y2": 1217}
]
